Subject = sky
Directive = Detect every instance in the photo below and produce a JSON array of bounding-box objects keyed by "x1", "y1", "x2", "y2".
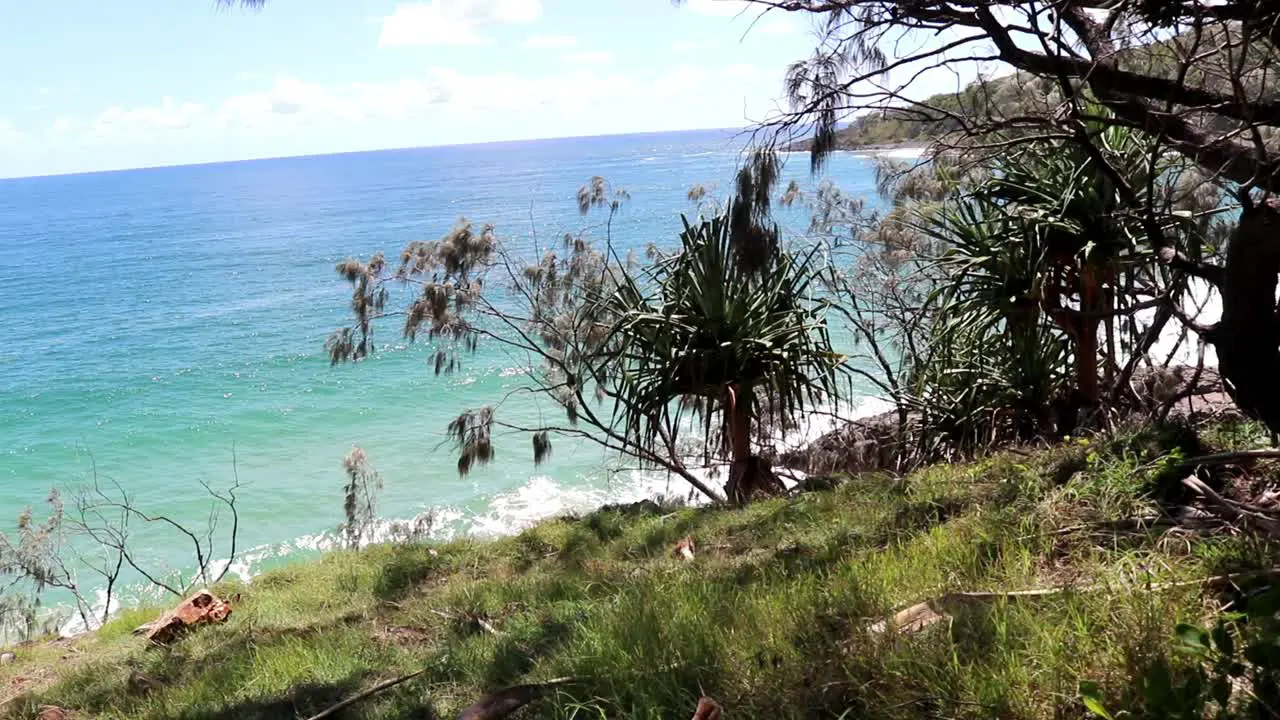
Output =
[{"x1": 0, "y1": 0, "x2": 977, "y2": 178}]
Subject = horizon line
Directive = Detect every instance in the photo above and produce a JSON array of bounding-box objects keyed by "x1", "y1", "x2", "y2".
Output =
[{"x1": 0, "y1": 125, "x2": 764, "y2": 183}]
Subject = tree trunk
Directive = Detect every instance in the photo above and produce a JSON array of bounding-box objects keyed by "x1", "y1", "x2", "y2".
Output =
[
  {"x1": 1077, "y1": 264, "x2": 1102, "y2": 411},
  {"x1": 1215, "y1": 204, "x2": 1280, "y2": 433},
  {"x1": 722, "y1": 384, "x2": 784, "y2": 505}
]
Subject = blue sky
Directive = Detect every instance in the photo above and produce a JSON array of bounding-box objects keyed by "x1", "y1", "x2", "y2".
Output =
[{"x1": 0, "y1": 1, "x2": 975, "y2": 178}]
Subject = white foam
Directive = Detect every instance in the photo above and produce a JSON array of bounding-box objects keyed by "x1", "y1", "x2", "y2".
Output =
[
  {"x1": 850, "y1": 146, "x2": 928, "y2": 160},
  {"x1": 461, "y1": 469, "x2": 702, "y2": 537}
]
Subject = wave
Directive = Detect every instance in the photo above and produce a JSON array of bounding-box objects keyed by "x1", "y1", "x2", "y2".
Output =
[{"x1": 849, "y1": 147, "x2": 928, "y2": 160}]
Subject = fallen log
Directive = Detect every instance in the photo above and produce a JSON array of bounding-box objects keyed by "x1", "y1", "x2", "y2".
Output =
[{"x1": 1178, "y1": 449, "x2": 1280, "y2": 468}]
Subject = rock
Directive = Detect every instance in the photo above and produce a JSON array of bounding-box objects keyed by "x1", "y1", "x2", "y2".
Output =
[
  {"x1": 778, "y1": 408, "x2": 907, "y2": 477},
  {"x1": 136, "y1": 590, "x2": 232, "y2": 645},
  {"x1": 597, "y1": 499, "x2": 663, "y2": 517},
  {"x1": 0, "y1": 651, "x2": 15, "y2": 665},
  {"x1": 790, "y1": 474, "x2": 845, "y2": 494}
]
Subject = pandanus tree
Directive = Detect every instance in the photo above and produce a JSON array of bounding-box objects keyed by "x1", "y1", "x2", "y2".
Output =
[
  {"x1": 606, "y1": 210, "x2": 842, "y2": 504},
  {"x1": 922, "y1": 121, "x2": 1152, "y2": 423},
  {"x1": 886, "y1": 114, "x2": 1223, "y2": 449}
]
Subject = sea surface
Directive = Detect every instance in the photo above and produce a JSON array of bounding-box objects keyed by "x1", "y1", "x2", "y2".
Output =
[{"x1": 0, "y1": 128, "x2": 886, "y2": 622}]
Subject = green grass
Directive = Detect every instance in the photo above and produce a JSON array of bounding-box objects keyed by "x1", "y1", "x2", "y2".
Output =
[{"x1": 0, "y1": 421, "x2": 1274, "y2": 719}]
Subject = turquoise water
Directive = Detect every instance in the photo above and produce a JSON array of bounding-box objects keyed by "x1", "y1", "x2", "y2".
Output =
[{"x1": 0, "y1": 129, "x2": 881, "y2": 614}]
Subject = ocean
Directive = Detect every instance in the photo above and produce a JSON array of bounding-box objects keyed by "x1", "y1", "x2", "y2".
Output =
[{"x1": 0, "y1": 128, "x2": 886, "y2": 622}]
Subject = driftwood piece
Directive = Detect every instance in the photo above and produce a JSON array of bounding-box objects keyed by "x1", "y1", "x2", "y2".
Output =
[
  {"x1": 134, "y1": 590, "x2": 232, "y2": 645},
  {"x1": 457, "y1": 677, "x2": 578, "y2": 720},
  {"x1": 869, "y1": 566, "x2": 1280, "y2": 635}
]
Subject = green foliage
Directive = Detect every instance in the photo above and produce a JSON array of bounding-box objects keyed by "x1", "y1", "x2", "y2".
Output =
[
  {"x1": 833, "y1": 106, "x2": 1227, "y2": 464},
  {"x1": 0, "y1": 491, "x2": 82, "y2": 641},
  {"x1": 1082, "y1": 587, "x2": 1280, "y2": 719},
  {"x1": 606, "y1": 209, "x2": 841, "y2": 462},
  {"x1": 326, "y1": 218, "x2": 495, "y2": 366},
  {"x1": 339, "y1": 448, "x2": 381, "y2": 550}
]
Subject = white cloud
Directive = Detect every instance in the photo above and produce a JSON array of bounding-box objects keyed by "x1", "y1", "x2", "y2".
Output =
[
  {"x1": 216, "y1": 76, "x2": 451, "y2": 129},
  {"x1": 672, "y1": 40, "x2": 699, "y2": 52},
  {"x1": 51, "y1": 57, "x2": 789, "y2": 174},
  {"x1": 560, "y1": 51, "x2": 614, "y2": 65},
  {"x1": 379, "y1": 0, "x2": 541, "y2": 47},
  {"x1": 211, "y1": 62, "x2": 775, "y2": 133},
  {"x1": 524, "y1": 34, "x2": 576, "y2": 48},
  {"x1": 683, "y1": 0, "x2": 752, "y2": 17},
  {"x1": 50, "y1": 118, "x2": 73, "y2": 134},
  {"x1": 91, "y1": 97, "x2": 204, "y2": 137}
]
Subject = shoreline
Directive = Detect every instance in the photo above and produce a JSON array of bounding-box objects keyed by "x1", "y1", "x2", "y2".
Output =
[{"x1": 782, "y1": 140, "x2": 930, "y2": 158}]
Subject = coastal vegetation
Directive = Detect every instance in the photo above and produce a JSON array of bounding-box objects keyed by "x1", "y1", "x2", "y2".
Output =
[
  {"x1": 11, "y1": 0, "x2": 1280, "y2": 718},
  {"x1": 760, "y1": 0, "x2": 1280, "y2": 443}
]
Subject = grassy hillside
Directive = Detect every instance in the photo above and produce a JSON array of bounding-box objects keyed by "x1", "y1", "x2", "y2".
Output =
[{"x1": 0, "y1": 420, "x2": 1275, "y2": 719}]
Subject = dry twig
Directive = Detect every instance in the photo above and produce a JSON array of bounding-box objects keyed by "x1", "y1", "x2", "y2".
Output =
[{"x1": 302, "y1": 669, "x2": 426, "y2": 720}]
